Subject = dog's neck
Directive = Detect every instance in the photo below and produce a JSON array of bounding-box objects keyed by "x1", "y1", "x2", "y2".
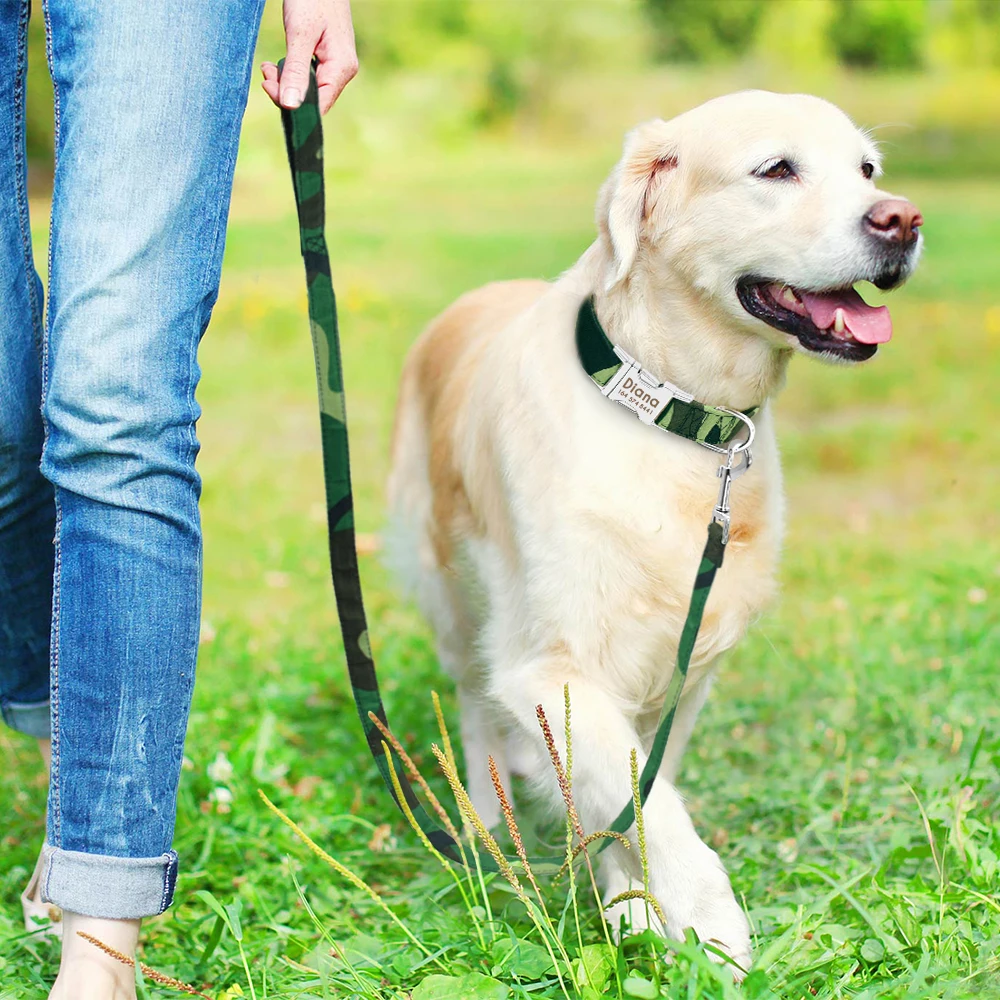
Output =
[{"x1": 582, "y1": 246, "x2": 792, "y2": 412}]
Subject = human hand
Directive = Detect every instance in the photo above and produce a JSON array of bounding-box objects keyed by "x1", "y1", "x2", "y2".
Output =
[{"x1": 261, "y1": 0, "x2": 358, "y2": 115}]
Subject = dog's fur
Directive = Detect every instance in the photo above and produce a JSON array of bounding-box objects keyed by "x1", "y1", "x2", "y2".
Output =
[{"x1": 387, "y1": 91, "x2": 921, "y2": 970}]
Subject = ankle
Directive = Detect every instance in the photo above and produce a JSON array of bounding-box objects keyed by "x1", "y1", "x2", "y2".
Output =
[
  {"x1": 50, "y1": 912, "x2": 141, "y2": 1000},
  {"x1": 38, "y1": 737, "x2": 52, "y2": 772}
]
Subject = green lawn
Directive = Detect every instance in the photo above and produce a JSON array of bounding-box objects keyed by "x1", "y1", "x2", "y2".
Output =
[{"x1": 2, "y1": 74, "x2": 999, "y2": 999}]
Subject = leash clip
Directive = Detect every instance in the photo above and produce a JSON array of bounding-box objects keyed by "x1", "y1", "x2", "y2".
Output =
[{"x1": 712, "y1": 437, "x2": 753, "y2": 545}]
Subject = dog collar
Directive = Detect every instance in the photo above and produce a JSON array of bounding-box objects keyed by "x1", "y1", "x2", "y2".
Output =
[{"x1": 576, "y1": 296, "x2": 758, "y2": 452}]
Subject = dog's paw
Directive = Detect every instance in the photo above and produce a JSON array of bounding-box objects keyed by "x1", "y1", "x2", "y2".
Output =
[
  {"x1": 666, "y1": 850, "x2": 752, "y2": 981},
  {"x1": 603, "y1": 881, "x2": 750, "y2": 980}
]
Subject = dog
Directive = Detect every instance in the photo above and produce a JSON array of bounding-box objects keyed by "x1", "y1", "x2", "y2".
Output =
[{"x1": 387, "y1": 90, "x2": 922, "y2": 973}]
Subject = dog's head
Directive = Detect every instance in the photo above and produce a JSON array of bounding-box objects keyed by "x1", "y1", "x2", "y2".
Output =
[{"x1": 597, "y1": 90, "x2": 922, "y2": 364}]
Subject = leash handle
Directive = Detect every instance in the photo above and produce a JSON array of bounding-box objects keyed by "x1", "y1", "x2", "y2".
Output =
[{"x1": 280, "y1": 69, "x2": 724, "y2": 873}]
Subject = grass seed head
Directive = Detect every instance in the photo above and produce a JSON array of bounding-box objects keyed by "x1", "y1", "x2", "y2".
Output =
[
  {"x1": 257, "y1": 790, "x2": 433, "y2": 958},
  {"x1": 431, "y1": 691, "x2": 458, "y2": 772},
  {"x1": 630, "y1": 747, "x2": 651, "y2": 892},
  {"x1": 536, "y1": 704, "x2": 585, "y2": 840},
  {"x1": 488, "y1": 754, "x2": 540, "y2": 893},
  {"x1": 431, "y1": 744, "x2": 528, "y2": 900},
  {"x1": 76, "y1": 932, "x2": 212, "y2": 998},
  {"x1": 604, "y1": 888, "x2": 666, "y2": 927},
  {"x1": 368, "y1": 710, "x2": 462, "y2": 842}
]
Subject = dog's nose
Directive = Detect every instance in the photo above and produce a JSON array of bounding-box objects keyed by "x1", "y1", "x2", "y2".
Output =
[{"x1": 863, "y1": 199, "x2": 923, "y2": 245}]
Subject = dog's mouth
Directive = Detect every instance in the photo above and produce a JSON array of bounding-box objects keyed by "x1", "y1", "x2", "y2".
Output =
[{"x1": 737, "y1": 278, "x2": 892, "y2": 362}]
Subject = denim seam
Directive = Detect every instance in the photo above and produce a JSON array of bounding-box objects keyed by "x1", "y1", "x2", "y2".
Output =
[
  {"x1": 158, "y1": 850, "x2": 179, "y2": 914},
  {"x1": 13, "y1": 0, "x2": 42, "y2": 350},
  {"x1": 41, "y1": 0, "x2": 63, "y2": 850},
  {"x1": 159, "y1": 855, "x2": 169, "y2": 913}
]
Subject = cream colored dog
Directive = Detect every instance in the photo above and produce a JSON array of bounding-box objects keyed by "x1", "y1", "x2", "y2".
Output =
[{"x1": 387, "y1": 91, "x2": 922, "y2": 971}]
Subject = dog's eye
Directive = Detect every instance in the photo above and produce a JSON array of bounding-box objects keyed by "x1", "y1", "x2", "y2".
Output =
[
  {"x1": 757, "y1": 159, "x2": 796, "y2": 181},
  {"x1": 861, "y1": 162, "x2": 875, "y2": 180}
]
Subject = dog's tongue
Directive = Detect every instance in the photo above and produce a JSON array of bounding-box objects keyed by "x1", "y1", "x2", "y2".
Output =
[{"x1": 800, "y1": 288, "x2": 892, "y2": 344}]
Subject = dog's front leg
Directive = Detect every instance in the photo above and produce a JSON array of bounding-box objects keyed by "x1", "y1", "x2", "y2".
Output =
[
  {"x1": 457, "y1": 685, "x2": 510, "y2": 829},
  {"x1": 494, "y1": 666, "x2": 751, "y2": 977},
  {"x1": 653, "y1": 672, "x2": 714, "y2": 784}
]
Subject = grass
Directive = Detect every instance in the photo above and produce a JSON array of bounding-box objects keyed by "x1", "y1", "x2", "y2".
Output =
[{"x1": 2, "y1": 54, "x2": 1000, "y2": 999}]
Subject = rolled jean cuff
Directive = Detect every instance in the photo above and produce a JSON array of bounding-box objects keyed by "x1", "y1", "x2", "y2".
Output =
[
  {"x1": 1, "y1": 698, "x2": 51, "y2": 739},
  {"x1": 40, "y1": 844, "x2": 179, "y2": 918}
]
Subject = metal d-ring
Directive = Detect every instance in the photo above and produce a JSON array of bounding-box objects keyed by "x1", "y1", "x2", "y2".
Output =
[
  {"x1": 700, "y1": 406, "x2": 756, "y2": 472},
  {"x1": 716, "y1": 406, "x2": 756, "y2": 453}
]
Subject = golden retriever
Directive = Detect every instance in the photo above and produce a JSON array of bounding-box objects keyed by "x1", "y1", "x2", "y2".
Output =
[{"x1": 388, "y1": 90, "x2": 922, "y2": 973}]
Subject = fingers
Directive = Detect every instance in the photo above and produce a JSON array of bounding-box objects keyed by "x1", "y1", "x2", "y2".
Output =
[
  {"x1": 315, "y1": 49, "x2": 358, "y2": 115},
  {"x1": 277, "y1": 29, "x2": 315, "y2": 109},
  {"x1": 260, "y1": 61, "x2": 281, "y2": 107},
  {"x1": 262, "y1": 1, "x2": 358, "y2": 114},
  {"x1": 314, "y1": 1, "x2": 358, "y2": 114}
]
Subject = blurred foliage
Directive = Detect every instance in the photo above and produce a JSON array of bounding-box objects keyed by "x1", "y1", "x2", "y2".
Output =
[
  {"x1": 829, "y1": 0, "x2": 927, "y2": 70},
  {"x1": 641, "y1": 0, "x2": 998, "y2": 72},
  {"x1": 643, "y1": 0, "x2": 765, "y2": 63},
  {"x1": 25, "y1": 1, "x2": 53, "y2": 172},
  {"x1": 349, "y1": 0, "x2": 642, "y2": 127},
  {"x1": 21, "y1": 0, "x2": 1000, "y2": 181},
  {"x1": 928, "y1": 0, "x2": 1000, "y2": 68}
]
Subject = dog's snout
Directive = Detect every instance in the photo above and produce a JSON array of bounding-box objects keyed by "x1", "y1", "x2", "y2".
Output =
[{"x1": 863, "y1": 199, "x2": 923, "y2": 245}]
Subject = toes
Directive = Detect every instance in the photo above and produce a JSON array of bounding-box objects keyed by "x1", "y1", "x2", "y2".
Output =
[{"x1": 692, "y1": 898, "x2": 752, "y2": 979}]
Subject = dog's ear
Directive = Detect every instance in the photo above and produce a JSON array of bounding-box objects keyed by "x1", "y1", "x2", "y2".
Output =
[{"x1": 597, "y1": 120, "x2": 679, "y2": 287}]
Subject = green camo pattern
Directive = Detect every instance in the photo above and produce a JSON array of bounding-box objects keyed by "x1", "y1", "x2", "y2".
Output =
[
  {"x1": 576, "y1": 297, "x2": 758, "y2": 446},
  {"x1": 283, "y1": 70, "x2": 727, "y2": 873}
]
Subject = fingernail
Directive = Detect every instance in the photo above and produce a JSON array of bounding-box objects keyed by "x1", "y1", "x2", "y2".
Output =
[{"x1": 282, "y1": 88, "x2": 302, "y2": 108}]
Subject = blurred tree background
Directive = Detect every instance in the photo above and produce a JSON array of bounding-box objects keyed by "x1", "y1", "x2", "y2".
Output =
[
  {"x1": 644, "y1": 0, "x2": 767, "y2": 62},
  {"x1": 23, "y1": 0, "x2": 1000, "y2": 180}
]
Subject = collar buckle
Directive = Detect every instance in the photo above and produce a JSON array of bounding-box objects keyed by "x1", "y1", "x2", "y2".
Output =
[{"x1": 601, "y1": 347, "x2": 693, "y2": 426}]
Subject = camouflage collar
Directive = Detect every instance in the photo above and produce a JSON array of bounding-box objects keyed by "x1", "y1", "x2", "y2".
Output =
[{"x1": 576, "y1": 296, "x2": 757, "y2": 451}]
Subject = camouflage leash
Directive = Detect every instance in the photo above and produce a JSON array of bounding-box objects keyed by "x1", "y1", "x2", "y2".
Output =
[{"x1": 281, "y1": 71, "x2": 755, "y2": 873}]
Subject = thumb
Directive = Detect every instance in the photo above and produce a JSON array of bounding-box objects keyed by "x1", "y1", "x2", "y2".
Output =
[{"x1": 279, "y1": 33, "x2": 315, "y2": 109}]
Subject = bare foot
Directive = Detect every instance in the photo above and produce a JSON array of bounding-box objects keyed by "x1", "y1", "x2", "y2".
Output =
[{"x1": 48, "y1": 912, "x2": 140, "y2": 1000}]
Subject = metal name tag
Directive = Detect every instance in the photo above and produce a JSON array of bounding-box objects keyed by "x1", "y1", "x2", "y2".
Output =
[
  {"x1": 604, "y1": 363, "x2": 671, "y2": 424},
  {"x1": 601, "y1": 347, "x2": 694, "y2": 426}
]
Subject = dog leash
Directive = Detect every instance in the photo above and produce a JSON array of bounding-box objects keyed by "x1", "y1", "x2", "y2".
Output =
[{"x1": 281, "y1": 70, "x2": 755, "y2": 873}]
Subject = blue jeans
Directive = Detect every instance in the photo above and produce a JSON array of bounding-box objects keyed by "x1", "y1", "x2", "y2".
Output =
[{"x1": 0, "y1": 0, "x2": 264, "y2": 918}]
